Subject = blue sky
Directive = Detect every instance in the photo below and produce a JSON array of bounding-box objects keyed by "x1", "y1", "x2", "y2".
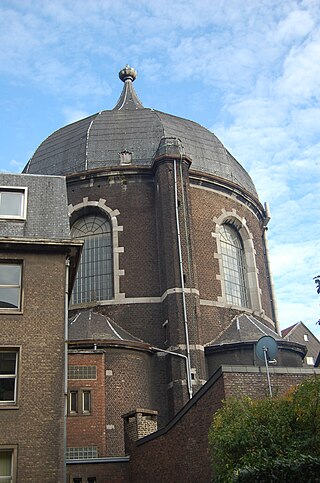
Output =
[{"x1": 1, "y1": 0, "x2": 319, "y2": 337}]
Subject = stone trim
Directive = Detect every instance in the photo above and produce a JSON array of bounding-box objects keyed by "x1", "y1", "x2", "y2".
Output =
[
  {"x1": 68, "y1": 198, "x2": 125, "y2": 301},
  {"x1": 97, "y1": 287, "x2": 199, "y2": 305},
  {"x1": 212, "y1": 210, "x2": 263, "y2": 314}
]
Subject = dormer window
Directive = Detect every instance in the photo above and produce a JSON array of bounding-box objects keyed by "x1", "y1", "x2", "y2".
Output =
[
  {"x1": 0, "y1": 187, "x2": 27, "y2": 220},
  {"x1": 120, "y1": 150, "x2": 132, "y2": 165}
]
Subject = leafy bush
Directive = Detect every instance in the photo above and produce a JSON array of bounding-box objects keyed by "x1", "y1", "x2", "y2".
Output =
[
  {"x1": 235, "y1": 455, "x2": 320, "y2": 482},
  {"x1": 208, "y1": 376, "x2": 320, "y2": 482}
]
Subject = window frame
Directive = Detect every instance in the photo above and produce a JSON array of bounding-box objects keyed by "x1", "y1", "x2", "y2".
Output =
[
  {"x1": 0, "y1": 187, "x2": 27, "y2": 221},
  {"x1": 306, "y1": 356, "x2": 314, "y2": 365},
  {"x1": 66, "y1": 446, "x2": 98, "y2": 460},
  {"x1": 68, "y1": 389, "x2": 92, "y2": 416},
  {"x1": 213, "y1": 211, "x2": 263, "y2": 314},
  {"x1": 82, "y1": 390, "x2": 91, "y2": 414},
  {"x1": 219, "y1": 223, "x2": 250, "y2": 308},
  {"x1": 0, "y1": 445, "x2": 17, "y2": 483},
  {"x1": 71, "y1": 213, "x2": 113, "y2": 304},
  {"x1": 0, "y1": 348, "x2": 20, "y2": 408},
  {"x1": 0, "y1": 261, "x2": 23, "y2": 313}
]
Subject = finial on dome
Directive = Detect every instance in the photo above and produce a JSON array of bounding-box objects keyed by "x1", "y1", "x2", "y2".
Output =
[
  {"x1": 119, "y1": 65, "x2": 137, "y2": 82},
  {"x1": 113, "y1": 65, "x2": 143, "y2": 110}
]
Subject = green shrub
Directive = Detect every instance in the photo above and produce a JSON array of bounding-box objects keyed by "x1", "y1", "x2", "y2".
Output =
[{"x1": 208, "y1": 376, "x2": 320, "y2": 482}]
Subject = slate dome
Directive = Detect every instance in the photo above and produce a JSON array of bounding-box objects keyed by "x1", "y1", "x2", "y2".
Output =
[{"x1": 24, "y1": 65, "x2": 257, "y2": 198}]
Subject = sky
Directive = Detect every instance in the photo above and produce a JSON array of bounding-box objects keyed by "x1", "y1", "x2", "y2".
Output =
[{"x1": 0, "y1": 0, "x2": 319, "y2": 338}]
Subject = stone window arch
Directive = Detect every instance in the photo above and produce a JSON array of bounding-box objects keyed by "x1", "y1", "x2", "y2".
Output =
[
  {"x1": 220, "y1": 223, "x2": 250, "y2": 308},
  {"x1": 214, "y1": 210, "x2": 262, "y2": 312},
  {"x1": 71, "y1": 213, "x2": 113, "y2": 304},
  {"x1": 68, "y1": 198, "x2": 124, "y2": 304}
]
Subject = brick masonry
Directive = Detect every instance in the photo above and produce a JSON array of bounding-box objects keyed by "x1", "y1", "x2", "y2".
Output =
[
  {"x1": 63, "y1": 161, "x2": 283, "y2": 474},
  {"x1": 0, "y1": 249, "x2": 68, "y2": 483},
  {"x1": 128, "y1": 367, "x2": 320, "y2": 483}
]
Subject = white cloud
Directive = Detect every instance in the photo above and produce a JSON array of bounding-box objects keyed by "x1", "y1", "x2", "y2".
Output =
[
  {"x1": 62, "y1": 108, "x2": 90, "y2": 124},
  {"x1": 1, "y1": 0, "x2": 320, "y2": 338},
  {"x1": 276, "y1": 9, "x2": 314, "y2": 42},
  {"x1": 276, "y1": 35, "x2": 320, "y2": 103}
]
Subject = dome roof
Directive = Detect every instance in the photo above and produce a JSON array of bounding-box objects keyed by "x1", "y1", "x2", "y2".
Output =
[{"x1": 24, "y1": 66, "x2": 257, "y2": 198}]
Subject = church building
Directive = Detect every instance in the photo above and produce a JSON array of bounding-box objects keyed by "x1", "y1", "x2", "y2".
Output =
[{"x1": 1, "y1": 65, "x2": 316, "y2": 482}]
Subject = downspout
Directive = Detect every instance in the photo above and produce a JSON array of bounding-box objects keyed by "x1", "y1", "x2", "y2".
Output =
[
  {"x1": 173, "y1": 159, "x2": 193, "y2": 399},
  {"x1": 64, "y1": 258, "x2": 70, "y2": 482},
  {"x1": 262, "y1": 202, "x2": 280, "y2": 335},
  {"x1": 152, "y1": 347, "x2": 190, "y2": 386},
  {"x1": 179, "y1": 160, "x2": 196, "y2": 334}
]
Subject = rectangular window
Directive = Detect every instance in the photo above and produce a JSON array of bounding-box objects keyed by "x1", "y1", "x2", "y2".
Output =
[
  {"x1": 87, "y1": 478, "x2": 96, "y2": 483},
  {"x1": 304, "y1": 334, "x2": 309, "y2": 341},
  {"x1": 70, "y1": 391, "x2": 78, "y2": 414},
  {"x1": 0, "y1": 263, "x2": 22, "y2": 311},
  {"x1": 0, "y1": 446, "x2": 17, "y2": 483},
  {"x1": 82, "y1": 390, "x2": 91, "y2": 414},
  {"x1": 68, "y1": 366, "x2": 96, "y2": 380},
  {"x1": 0, "y1": 350, "x2": 18, "y2": 406},
  {"x1": 0, "y1": 188, "x2": 27, "y2": 220},
  {"x1": 66, "y1": 447, "x2": 98, "y2": 460},
  {"x1": 306, "y1": 356, "x2": 314, "y2": 365},
  {"x1": 68, "y1": 389, "x2": 92, "y2": 415}
]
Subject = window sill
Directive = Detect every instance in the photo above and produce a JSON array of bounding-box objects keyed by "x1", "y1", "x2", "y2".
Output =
[
  {"x1": 0, "y1": 404, "x2": 19, "y2": 410},
  {"x1": 0, "y1": 217, "x2": 26, "y2": 221},
  {"x1": 68, "y1": 413, "x2": 92, "y2": 417},
  {"x1": 0, "y1": 309, "x2": 23, "y2": 315}
]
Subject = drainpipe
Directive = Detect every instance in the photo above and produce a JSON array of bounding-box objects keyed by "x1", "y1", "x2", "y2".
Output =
[
  {"x1": 63, "y1": 258, "x2": 70, "y2": 482},
  {"x1": 262, "y1": 203, "x2": 280, "y2": 335},
  {"x1": 173, "y1": 159, "x2": 193, "y2": 399},
  {"x1": 152, "y1": 346, "x2": 191, "y2": 398}
]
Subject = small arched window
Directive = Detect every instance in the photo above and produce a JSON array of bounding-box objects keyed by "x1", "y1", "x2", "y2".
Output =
[
  {"x1": 71, "y1": 214, "x2": 113, "y2": 304},
  {"x1": 220, "y1": 224, "x2": 250, "y2": 307}
]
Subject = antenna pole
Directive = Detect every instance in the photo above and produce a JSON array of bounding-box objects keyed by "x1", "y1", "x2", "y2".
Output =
[{"x1": 263, "y1": 346, "x2": 273, "y2": 397}]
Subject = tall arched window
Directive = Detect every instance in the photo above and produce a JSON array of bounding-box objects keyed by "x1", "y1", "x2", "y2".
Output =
[
  {"x1": 220, "y1": 224, "x2": 250, "y2": 307},
  {"x1": 71, "y1": 214, "x2": 113, "y2": 304}
]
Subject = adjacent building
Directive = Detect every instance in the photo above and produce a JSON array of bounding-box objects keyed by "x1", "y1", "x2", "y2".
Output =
[
  {"x1": 0, "y1": 173, "x2": 82, "y2": 482},
  {"x1": 282, "y1": 321, "x2": 320, "y2": 367}
]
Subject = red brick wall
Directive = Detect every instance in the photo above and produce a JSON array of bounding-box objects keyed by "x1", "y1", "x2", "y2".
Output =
[
  {"x1": 67, "y1": 460, "x2": 129, "y2": 483},
  {"x1": 67, "y1": 351, "x2": 107, "y2": 456},
  {"x1": 67, "y1": 346, "x2": 165, "y2": 458}
]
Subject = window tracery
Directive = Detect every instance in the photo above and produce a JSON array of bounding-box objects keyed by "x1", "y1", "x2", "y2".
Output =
[
  {"x1": 220, "y1": 224, "x2": 250, "y2": 308},
  {"x1": 71, "y1": 214, "x2": 113, "y2": 304}
]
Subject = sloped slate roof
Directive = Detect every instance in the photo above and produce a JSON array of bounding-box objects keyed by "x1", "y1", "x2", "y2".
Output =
[
  {"x1": 281, "y1": 323, "x2": 298, "y2": 338},
  {"x1": 0, "y1": 173, "x2": 70, "y2": 240},
  {"x1": 69, "y1": 309, "x2": 144, "y2": 343},
  {"x1": 206, "y1": 313, "x2": 281, "y2": 346},
  {"x1": 24, "y1": 68, "x2": 258, "y2": 198}
]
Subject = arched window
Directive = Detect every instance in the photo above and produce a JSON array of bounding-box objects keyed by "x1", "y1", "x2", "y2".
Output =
[
  {"x1": 220, "y1": 224, "x2": 250, "y2": 307},
  {"x1": 71, "y1": 214, "x2": 113, "y2": 304}
]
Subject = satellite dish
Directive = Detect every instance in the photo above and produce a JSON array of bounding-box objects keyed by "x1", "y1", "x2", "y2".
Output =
[
  {"x1": 255, "y1": 336, "x2": 278, "y2": 398},
  {"x1": 256, "y1": 336, "x2": 278, "y2": 361}
]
